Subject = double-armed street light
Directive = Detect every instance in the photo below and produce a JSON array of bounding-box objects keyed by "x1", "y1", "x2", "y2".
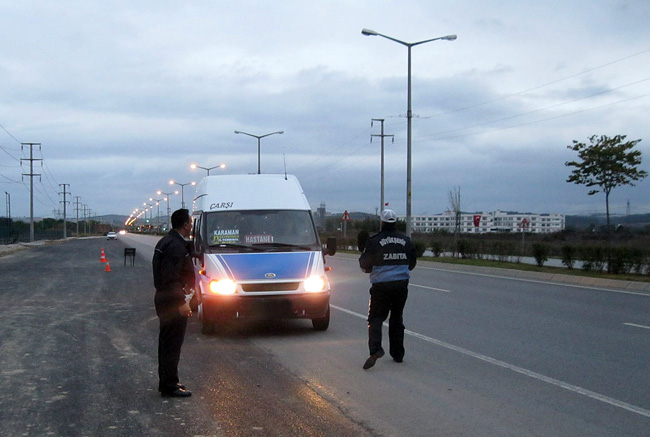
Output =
[
  {"x1": 234, "y1": 130, "x2": 284, "y2": 174},
  {"x1": 169, "y1": 180, "x2": 196, "y2": 209},
  {"x1": 362, "y1": 28, "x2": 456, "y2": 237},
  {"x1": 149, "y1": 198, "x2": 164, "y2": 227},
  {"x1": 191, "y1": 163, "x2": 226, "y2": 175},
  {"x1": 157, "y1": 190, "x2": 178, "y2": 231},
  {"x1": 143, "y1": 202, "x2": 156, "y2": 226}
]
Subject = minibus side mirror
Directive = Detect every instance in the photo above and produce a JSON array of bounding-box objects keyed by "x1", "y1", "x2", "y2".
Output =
[{"x1": 323, "y1": 237, "x2": 337, "y2": 256}]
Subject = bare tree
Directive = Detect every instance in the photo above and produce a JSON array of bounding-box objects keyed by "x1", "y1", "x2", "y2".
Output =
[{"x1": 449, "y1": 187, "x2": 461, "y2": 257}]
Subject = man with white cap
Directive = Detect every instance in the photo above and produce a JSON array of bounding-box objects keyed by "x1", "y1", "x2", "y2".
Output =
[{"x1": 359, "y1": 209, "x2": 417, "y2": 369}]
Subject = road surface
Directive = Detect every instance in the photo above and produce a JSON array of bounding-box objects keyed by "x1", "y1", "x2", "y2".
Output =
[{"x1": 1, "y1": 234, "x2": 649, "y2": 436}]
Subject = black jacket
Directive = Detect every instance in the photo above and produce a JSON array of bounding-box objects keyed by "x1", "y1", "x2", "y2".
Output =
[
  {"x1": 152, "y1": 230, "x2": 194, "y2": 315},
  {"x1": 359, "y1": 229, "x2": 416, "y2": 284}
]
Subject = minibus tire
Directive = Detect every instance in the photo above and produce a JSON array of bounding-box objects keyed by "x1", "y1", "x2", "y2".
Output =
[{"x1": 312, "y1": 306, "x2": 330, "y2": 331}]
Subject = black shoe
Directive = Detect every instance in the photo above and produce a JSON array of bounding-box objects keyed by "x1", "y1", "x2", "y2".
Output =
[
  {"x1": 393, "y1": 356, "x2": 403, "y2": 363},
  {"x1": 161, "y1": 387, "x2": 192, "y2": 398},
  {"x1": 177, "y1": 383, "x2": 186, "y2": 389},
  {"x1": 363, "y1": 350, "x2": 385, "y2": 369}
]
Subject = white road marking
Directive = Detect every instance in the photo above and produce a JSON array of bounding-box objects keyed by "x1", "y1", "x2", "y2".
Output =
[
  {"x1": 624, "y1": 322, "x2": 650, "y2": 330},
  {"x1": 411, "y1": 283, "x2": 451, "y2": 293},
  {"x1": 331, "y1": 304, "x2": 650, "y2": 419},
  {"x1": 419, "y1": 266, "x2": 650, "y2": 297},
  {"x1": 334, "y1": 255, "x2": 650, "y2": 296}
]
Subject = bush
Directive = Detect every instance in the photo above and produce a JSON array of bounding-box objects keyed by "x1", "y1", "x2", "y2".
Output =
[
  {"x1": 561, "y1": 245, "x2": 576, "y2": 269},
  {"x1": 457, "y1": 239, "x2": 479, "y2": 259},
  {"x1": 580, "y1": 246, "x2": 606, "y2": 272},
  {"x1": 430, "y1": 240, "x2": 444, "y2": 257},
  {"x1": 531, "y1": 243, "x2": 550, "y2": 267},
  {"x1": 608, "y1": 247, "x2": 645, "y2": 275},
  {"x1": 413, "y1": 240, "x2": 427, "y2": 258},
  {"x1": 629, "y1": 247, "x2": 647, "y2": 274},
  {"x1": 490, "y1": 240, "x2": 515, "y2": 262}
]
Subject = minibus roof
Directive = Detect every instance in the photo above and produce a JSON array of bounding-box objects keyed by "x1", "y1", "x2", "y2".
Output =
[{"x1": 193, "y1": 174, "x2": 312, "y2": 213}]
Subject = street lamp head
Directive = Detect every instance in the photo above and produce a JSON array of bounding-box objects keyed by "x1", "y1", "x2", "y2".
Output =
[
  {"x1": 442, "y1": 34, "x2": 457, "y2": 41},
  {"x1": 169, "y1": 180, "x2": 175, "y2": 185},
  {"x1": 190, "y1": 164, "x2": 197, "y2": 170},
  {"x1": 362, "y1": 28, "x2": 378, "y2": 36},
  {"x1": 234, "y1": 130, "x2": 242, "y2": 134}
]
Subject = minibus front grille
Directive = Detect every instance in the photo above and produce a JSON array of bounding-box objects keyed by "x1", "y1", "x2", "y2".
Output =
[{"x1": 241, "y1": 282, "x2": 301, "y2": 292}]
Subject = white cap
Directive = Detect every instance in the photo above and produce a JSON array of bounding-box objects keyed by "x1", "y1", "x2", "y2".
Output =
[{"x1": 380, "y1": 209, "x2": 397, "y2": 223}]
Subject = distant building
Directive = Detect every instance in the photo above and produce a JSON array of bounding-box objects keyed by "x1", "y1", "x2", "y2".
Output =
[{"x1": 402, "y1": 210, "x2": 565, "y2": 234}]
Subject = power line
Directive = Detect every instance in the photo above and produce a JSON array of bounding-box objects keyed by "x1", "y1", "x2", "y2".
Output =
[
  {"x1": 432, "y1": 47, "x2": 650, "y2": 118},
  {"x1": 0, "y1": 121, "x2": 22, "y2": 144},
  {"x1": 416, "y1": 78, "x2": 650, "y2": 142},
  {"x1": 416, "y1": 92, "x2": 650, "y2": 144}
]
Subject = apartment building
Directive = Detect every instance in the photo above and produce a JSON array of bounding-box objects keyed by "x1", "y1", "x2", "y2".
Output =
[{"x1": 404, "y1": 210, "x2": 565, "y2": 234}]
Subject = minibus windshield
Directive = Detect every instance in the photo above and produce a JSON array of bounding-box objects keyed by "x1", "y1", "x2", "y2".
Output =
[{"x1": 205, "y1": 210, "x2": 319, "y2": 251}]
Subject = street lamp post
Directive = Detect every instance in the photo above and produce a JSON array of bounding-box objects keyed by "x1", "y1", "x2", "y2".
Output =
[
  {"x1": 149, "y1": 198, "x2": 164, "y2": 228},
  {"x1": 234, "y1": 130, "x2": 284, "y2": 174},
  {"x1": 362, "y1": 28, "x2": 456, "y2": 237},
  {"x1": 143, "y1": 203, "x2": 155, "y2": 230},
  {"x1": 157, "y1": 190, "x2": 177, "y2": 231},
  {"x1": 169, "y1": 180, "x2": 196, "y2": 209},
  {"x1": 191, "y1": 163, "x2": 226, "y2": 175}
]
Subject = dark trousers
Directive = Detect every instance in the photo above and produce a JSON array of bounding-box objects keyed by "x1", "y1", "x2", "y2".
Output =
[
  {"x1": 367, "y1": 280, "x2": 409, "y2": 359},
  {"x1": 158, "y1": 311, "x2": 188, "y2": 393}
]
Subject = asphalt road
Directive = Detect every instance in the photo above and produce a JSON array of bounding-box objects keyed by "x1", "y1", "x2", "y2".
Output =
[{"x1": 1, "y1": 235, "x2": 649, "y2": 436}]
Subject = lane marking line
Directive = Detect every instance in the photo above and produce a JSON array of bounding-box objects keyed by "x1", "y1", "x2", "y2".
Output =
[
  {"x1": 419, "y1": 266, "x2": 650, "y2": 297},
  {"x1": 331, "y1": 304, "x2": 650, "y2": 419},
  {"x1": 624, "y1": 322, "x2": 650, "y2": 330},
  {"x1": 411, "y1": 283, "x2": 451, "y2": 293},
  {"x1": 334, "y1": 255, "x2": 650, "y2": 297}
]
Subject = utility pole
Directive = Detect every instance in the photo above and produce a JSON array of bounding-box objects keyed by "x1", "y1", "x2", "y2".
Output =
[
  {"x1": 21, "y1": 143, "x2": 42, "y2": 242},
  {"x1": 59, "y1": 184, "x2": 70, "y2": 239},
  {"x1": 83, "y1": 204, "x2": 88, "y2": 234},
  {"x1": 4, "y1": 192, "x2": 10, "y2": 219},
  {"x1": 371, "y1": 119, "x2": 394, "y2": 218},
  {"x1": 74, "y1": 196, "x2": 81, "y2": 235}
]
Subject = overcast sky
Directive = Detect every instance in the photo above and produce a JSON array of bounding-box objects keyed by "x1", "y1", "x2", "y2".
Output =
[{"x1": 1, "y1": 0, "x2": 649, "y2": 222}]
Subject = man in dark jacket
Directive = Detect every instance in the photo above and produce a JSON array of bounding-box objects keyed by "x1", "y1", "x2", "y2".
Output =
[
  {"x1": 152, "y1": 208, "x2": 194, "y2": 397},
  {"x1": 359, "y1": 209, "x2": 417, "y2": 369}
]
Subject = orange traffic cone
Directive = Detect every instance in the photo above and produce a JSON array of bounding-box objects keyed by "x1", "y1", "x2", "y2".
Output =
[
  {"x1": 105, "y1": 260, "x2": 111, "y2": 272},
  {"x1": 100, "y1": 249, "x2": 107, "y2": 263}
]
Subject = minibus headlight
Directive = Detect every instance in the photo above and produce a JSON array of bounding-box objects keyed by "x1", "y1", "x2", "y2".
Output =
[
  {"x1": 304, "y1": 276, "x2": 326, "y2": 293},
  {"x1": 209, "y1": 279, "x2": 237, "y2": 295}
]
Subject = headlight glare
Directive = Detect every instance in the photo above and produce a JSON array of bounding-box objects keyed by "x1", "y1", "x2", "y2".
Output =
[
  {"x1": 209, "y1": 279, "x2": 237, "y2": 295},
  {"x1": 304, "y1": 276, "x2": 325, "y2": 292}
]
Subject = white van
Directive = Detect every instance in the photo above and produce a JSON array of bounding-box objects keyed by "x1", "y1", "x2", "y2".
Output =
[{"x1": 191, "y1": 174, "x2": 336, "y2": 333}]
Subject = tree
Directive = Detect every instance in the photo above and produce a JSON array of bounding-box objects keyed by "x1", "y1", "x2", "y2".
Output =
[
  {"x1": 566, "y1": 134, "x2": 647, "y2": 231},
  {"x1": 448, "y1": 186, "x2": 461, "y2": 257}
]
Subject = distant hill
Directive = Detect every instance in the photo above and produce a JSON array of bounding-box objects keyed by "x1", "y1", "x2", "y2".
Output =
[
  {"x1": 97, "y1": 215, "x2": 131, "y2": 226},
  {"x1": 566, "y1": 213, "x2": 650, "y2": 229}
]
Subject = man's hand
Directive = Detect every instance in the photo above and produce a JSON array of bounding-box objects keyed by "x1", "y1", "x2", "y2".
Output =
[{"x1": 178, "y1": 302, "x2": 192, "y2": 317}]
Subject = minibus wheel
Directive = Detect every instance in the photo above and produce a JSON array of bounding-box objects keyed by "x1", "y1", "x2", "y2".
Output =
[{"x1": 312, "y1": 306, "x2": 330, "y2": 331}]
